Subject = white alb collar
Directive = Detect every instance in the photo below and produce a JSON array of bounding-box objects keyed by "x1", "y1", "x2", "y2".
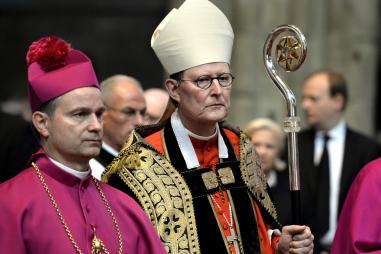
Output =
[
  {"x1": 316, "y1": 119, "x2": 346, "y2": 141},
  {"x1": 102, "y1": 142, "x2": 119, "y2": 156},
  {"x1": 48, "y1": 157, "x2": 91, "y2": 180},
  {"x1": 171, "y1": 110, "x2": 228, "y2": 169}
]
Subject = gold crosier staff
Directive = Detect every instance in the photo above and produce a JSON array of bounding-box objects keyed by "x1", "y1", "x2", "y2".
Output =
[{"x1": 263, "y1": 25, "x2": 307, "y2": 224}]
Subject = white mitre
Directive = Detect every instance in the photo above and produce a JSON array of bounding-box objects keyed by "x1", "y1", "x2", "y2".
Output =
[{"x1": 151, "y1": 0, "x2": 234, "y2": 75}]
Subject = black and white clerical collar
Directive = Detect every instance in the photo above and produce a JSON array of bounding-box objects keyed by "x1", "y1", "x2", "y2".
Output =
[{"x1": 171, "y1": 110, "x2": 228, "y2": 169}]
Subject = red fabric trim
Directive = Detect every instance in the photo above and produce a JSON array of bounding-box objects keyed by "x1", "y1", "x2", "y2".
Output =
[
  {"x1": 144, "y1": 130, "x2": 165, "y2": 156},
  {"x1": 143, "y1": 127, "x2": 276, "y2": 253},
  {"x1": 253, "y1": 202, "x2": 277, "y2": 254}
]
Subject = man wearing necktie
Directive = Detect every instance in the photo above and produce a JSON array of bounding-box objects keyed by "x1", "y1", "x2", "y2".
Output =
[
  {"x1": 316, "y1": 133, "x2": 330, "y2": 238},
  {"x1": 298, "y1": 70, "x2": 381, "y2": 252}
]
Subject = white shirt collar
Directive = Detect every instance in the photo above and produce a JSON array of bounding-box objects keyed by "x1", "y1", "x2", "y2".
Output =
[
  {"x1": 267, "y1": 170, "x2": 277, "y2": 188},
  {"x1": 102, "y1": 142, "x2": 119, "y2": 156},
  {"x1": 48, "y1": 157, "x2": 90, "y2": 180},
  {"x1": 316, "y1": 119, "x2": 346, "y2": 141},
  {"x1": 314, "y1": 119, "x2": 346, "y2": 244},
  {"x1": 187, "y1": 128, "x2": 217, "y2": 140},
  {"x1": 171, "y1": 110, "x2": 228, "y2": 169}
]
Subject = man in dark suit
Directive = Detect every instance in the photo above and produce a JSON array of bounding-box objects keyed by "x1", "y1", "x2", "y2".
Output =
[
  {"x1": 89, "y1": 75, "x2": 146, "y2": 179},
  {"x1": 299, "y1": 70, "x2": 381, "y2": 252}
]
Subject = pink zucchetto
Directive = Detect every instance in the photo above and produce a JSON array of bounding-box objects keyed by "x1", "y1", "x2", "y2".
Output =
[{"x1": 26, "y1": 36, "x2": 99, "y2": 112}]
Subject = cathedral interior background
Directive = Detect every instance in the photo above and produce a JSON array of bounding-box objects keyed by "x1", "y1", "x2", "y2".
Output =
[{"x1": 1, "y1": 0, "x2": 380, "y2": 138}]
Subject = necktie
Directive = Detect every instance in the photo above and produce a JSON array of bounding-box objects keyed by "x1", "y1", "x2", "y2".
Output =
[{"x1": 317, "y1": 134, "x2": 330, "y2": 236}]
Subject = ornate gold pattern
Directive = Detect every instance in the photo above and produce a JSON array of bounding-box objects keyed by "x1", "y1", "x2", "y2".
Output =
[
  {"x1": 239, "y1": 132, "x2": 279, "y2": 222},
  {"x1": 104, "y1": 130, "x2": 200, "y2": 254},
  {"x1": 201, "y1": 171, "x2": 219, "y2": 190},
  {"x1": 218, "y1": 167, "x2": 235, "y2": 185},
  {"x1": 276, "y1": 35, "x2": 303, "y2": 71},
  {"x1": 201, "y1": 167, "x2": 235, "y2": 190},
  {"x1": 103, "y1": 129, "x2": 280, "y2": 253}
]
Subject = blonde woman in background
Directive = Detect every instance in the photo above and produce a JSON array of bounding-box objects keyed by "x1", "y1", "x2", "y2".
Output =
[{"x1": 244, "y1": 118, "x2": 291, "y2": 226}]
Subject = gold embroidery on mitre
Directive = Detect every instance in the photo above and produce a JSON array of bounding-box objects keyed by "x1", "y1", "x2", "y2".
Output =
[
  {"x1": 104, "y1": 132, "x2": 200, "y2": 254},
  {"x1": 239, "y1": 132, "x2": 279, "y2": 222}
]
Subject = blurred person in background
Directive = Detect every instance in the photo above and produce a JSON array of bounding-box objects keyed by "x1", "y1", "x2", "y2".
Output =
[
  {"x1": 144, "y1": 88, "x2": 169, "y2": 124},
  {"x1": 298, "y1": 70, "x2": 381, "y2": 252},
  {"x1": 244, "y1": 118, "x2": 291, "y2": 226},
  {"x1": 0, "y1": 99, "x2": 39, "y2": 182},
  {"x1": 89, "y1": 74, "x2": 146, "y2": 179}
]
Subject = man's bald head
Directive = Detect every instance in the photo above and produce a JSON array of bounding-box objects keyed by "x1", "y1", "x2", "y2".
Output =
[
  {"x1": 101, "y1": 75, "x2": 142, "y2": 103},
  {"x1": 144, "y1": 88, "x2": 169, "y2": 124},
  {"x1": 101, "y1": 75, "x2": 146, "y2": 151}
]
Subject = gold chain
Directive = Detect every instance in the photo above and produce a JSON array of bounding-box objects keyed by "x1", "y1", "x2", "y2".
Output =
[
  {"x1": 32, "y1": 162, "x2": 123, "y2": 254},
  {"x1": 92, "y1": 170, "x2": 123, "y2": 254}
]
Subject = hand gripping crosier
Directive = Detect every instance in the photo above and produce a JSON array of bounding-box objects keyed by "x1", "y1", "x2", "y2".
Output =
[{"x1": 263, "y1": 25, "x2": 307, "y2": 224}]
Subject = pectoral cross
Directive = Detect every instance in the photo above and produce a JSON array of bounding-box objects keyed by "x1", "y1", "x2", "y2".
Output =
[{"x1": 227, "y1": 226, "x2": 241, "y2": 254}]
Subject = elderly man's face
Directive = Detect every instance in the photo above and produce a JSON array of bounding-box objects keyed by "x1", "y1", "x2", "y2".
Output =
[
  {"x1": 103, "y1": 81, "x2": 146, "y2": 151},
  {"x1": 172, "y1": 62, "x2": 231, "y2": 135},
  {"x1": 41, "y1": 87, "x2": 105, "y2": 166}
]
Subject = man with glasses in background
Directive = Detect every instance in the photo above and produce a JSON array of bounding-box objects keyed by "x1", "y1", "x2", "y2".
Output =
[
  {"x1": 89, "y1": 74, "x2": 146, "y2": 179},
  {"x1": 102, "y1": 0, "x2": 314, "y2": 253}
]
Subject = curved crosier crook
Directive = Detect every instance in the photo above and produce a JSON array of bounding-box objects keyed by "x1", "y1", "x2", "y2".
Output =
[{"x1": 263, "y1": 24, "x2": 307, "y2": 224}]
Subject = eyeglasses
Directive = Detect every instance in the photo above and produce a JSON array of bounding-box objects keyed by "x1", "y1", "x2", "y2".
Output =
[
  {"x1": 106, "y1": 105, "x2": 147, "y2": 120},
  {"x1": 179, "y1": 73, "x2": 235, "y2": 90}
]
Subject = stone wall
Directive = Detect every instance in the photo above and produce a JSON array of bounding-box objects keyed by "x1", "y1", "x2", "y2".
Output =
[{"x1": 169, "y1": 0, "x2": 380, "y2": 136}]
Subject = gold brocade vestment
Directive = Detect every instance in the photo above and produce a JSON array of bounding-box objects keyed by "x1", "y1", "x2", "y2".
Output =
[{"x1": 102, "y1": 122, "x2": 280, "y2": 254}]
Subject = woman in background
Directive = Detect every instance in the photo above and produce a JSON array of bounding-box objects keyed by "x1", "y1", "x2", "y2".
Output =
[{"x1": 244, "y1": 118, "x2": 291, "y2": 226}]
